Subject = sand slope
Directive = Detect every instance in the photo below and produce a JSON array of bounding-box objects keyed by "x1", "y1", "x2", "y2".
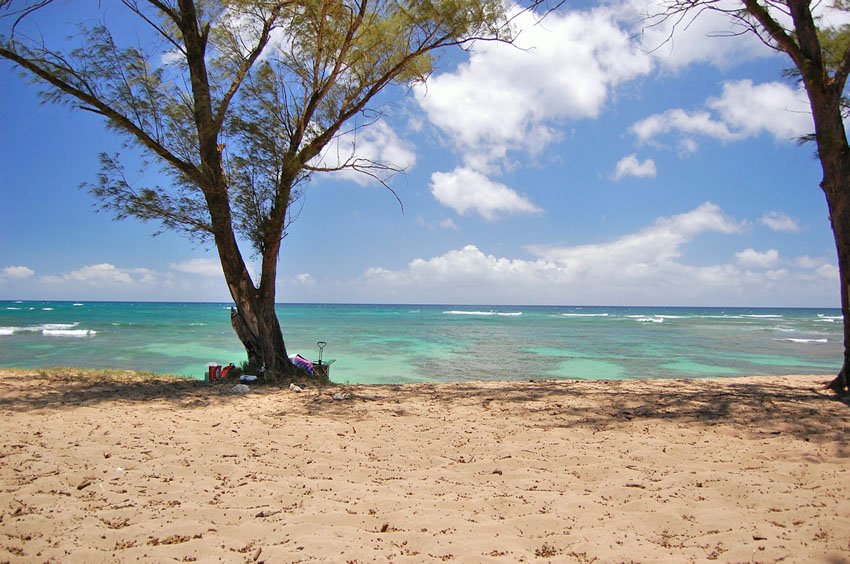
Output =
[{"x1": 0, "y1": 369, "x2": 848, "y2": 562}]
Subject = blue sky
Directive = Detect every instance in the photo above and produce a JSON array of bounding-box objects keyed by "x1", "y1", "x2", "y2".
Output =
[{"x1": 0, "y1": 1, "x2": 843, "y2": 306}]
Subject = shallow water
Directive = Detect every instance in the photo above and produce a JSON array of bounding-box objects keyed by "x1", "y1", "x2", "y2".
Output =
[{"x1": 0, "y1": 301, "x2": 843, "y2": 383}]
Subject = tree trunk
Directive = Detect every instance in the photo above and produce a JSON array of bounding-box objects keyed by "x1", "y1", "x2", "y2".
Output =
[
  {"x1": 229, "y1": 289, "x2": 291, "y2": 375},
  {"x1": 207, "y1": 188, "x2": 295, "y2": 378},
  {"x1": 810, "y1": 107, "x2": 850, "y2": 393},
  {"x1": 825, "y1": 186, "x2": 850, "y2": 393}
]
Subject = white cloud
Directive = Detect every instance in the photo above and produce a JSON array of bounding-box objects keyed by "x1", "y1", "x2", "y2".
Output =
[
  {"x1": 631, "y1": 80, "x2": 812, "y2": 147},
  {"x1": 795, "y1": 255, "x2": 831, "y2": 269},
  {"x1": 735, "y1": 248, "x2": 779, "y2": 268},
  {"x1": 295, "y1": 273, "x2": 315, "y2": 286},
  {"x1": 416, "y1": 4, "x2": 652, "y2": 173},
  {"x1": 631, "y1": 109, "x2": 736, "y2": 143},
  {"x1": 359, "y1": 202, "x2": 836, "y2": 305},
  {"x1": 630, "y1": 0, "x2": 773, "y2": 70},
  {"x1": 679, "y1": 138, "x2": 699, "y2": 156},
  {"x1": 430, "y1": 167, "x2": 542, "y2": 221},
  {"x1": 527, "y1": 202, "x2": 745, "y2": 273},
  {"x1": 760, "y1": 211, "x2": 800, "y2": 232},
  {"x1": 0, "y1": 261, "x2": 234, "y2": 302},
  {"x1": 632, "y1": 0, "x2": 850, "y2": 71},
  {"x1": 708, "y1": 80, "x2": 812, "y2": 140},
  {"x1": 170, "y1": 258, "x2": 223, "y2": 277},
  {"x1": 816, "y1": 263, "x2": 840, "y2": 280},
  {"x1": 2, "y1": 265, "x2": 35, "y2": 280},
  {"x1": 365, "y1": 244, "x2": 562, "y2": 288},
  {"x1": 317, "y1": 119, "x2": 416, "y2": 186},
  {"x1": 365, "y1": 203, "x2": 758, "y2": 303},
  {"x1": 56, "y1": 263, "x2": 133, "y2": 285},
  {"x1": 612, "y1": 154, "x2": 657, "y2": 180}
]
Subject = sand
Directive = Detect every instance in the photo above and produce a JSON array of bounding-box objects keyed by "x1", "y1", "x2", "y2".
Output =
[{"x1": 0, "y1": 369, "x2": 848, "y2": 563}]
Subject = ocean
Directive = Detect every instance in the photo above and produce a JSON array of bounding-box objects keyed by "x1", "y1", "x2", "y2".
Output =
[{"x1": 0, "y1": 301, "x2": 843, "y2": 384}]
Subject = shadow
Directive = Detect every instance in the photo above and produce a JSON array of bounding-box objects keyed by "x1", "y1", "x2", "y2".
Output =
[
  {"x1": 311, "y1": 376, "x2": 850, "y2": 445},
  {"x1": 1, "y1": 370, "x2": 847, "y2": 446},
  {"x1": 0, "y1": 369, "x2": 253, "y2": 411}
]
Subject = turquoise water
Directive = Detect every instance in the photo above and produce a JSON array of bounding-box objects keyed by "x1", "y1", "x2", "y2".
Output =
[{"x1": 0, "y1": 301, "x2": 843, "y2": 384}]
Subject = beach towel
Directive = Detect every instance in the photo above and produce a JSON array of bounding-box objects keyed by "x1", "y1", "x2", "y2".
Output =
[{"x1": 291, "y1": 354, "x2": 314, "y2": 376}]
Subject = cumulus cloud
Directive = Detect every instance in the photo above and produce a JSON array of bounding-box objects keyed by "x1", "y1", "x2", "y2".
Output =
[
  {"x1": 631, "y1": 80, "x2": 812, "y2": 147},
  {"x1": 366, "y1": 244, "x2": 562, "y2": 288},
  {"x1": 527, "y1": 202, "x2": 745, "y2": 272},
  {"x1": 795, "y1": 255, "x2": 831, "y2": 269},
  {"x1": 612, "y1": 154, "x2": 657, "y2": 180},
  {"x1": 48, "y1": 263, "x2": 134, "y2": 285},
  {"x1": 2, "y1": 265, "x2": 35, "y2": 280},
  {"x1": 735, "y1": 248, "x2": 779, "y2": 268},
  {"x1": 1, "y1": 261, "x2": 235, "y2": 301},
  {"x1": 816, "y1": 263, "x2": 840, "y2": 280},
  {"x1": 361, "y1": 202, "x2": 834, "y2": 304},
  {"x1": 317, "y1": 119, "x2": 416, "y2": 186},
  {"x1": 170, "y1": 258, "x2": 223, "y2": 277},
  {"x1": 708, "y1": 80, "x2": 813, "y2": 140},
  {"x1": 430, "y1": 167, "x2": 542, "y2": 221},
  {"x1": 631, "y1": 109, "x2": 736, "y2": 144},
  {"x1": 760, "y1": 211, "x2": 800, "y2": 232},
  {"x1": 366, "y1": 203, "x2": 750, "y2": 300},
  {"x1": 415, "y1": 4, "x2": 652, "y2": 173},
  {"x1": 295, "y1": 273, "x2": 315, "y2": 286}
]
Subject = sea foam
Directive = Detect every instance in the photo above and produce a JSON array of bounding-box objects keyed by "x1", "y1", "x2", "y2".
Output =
[
  {"x1": 627, "y1": 315, "x2": 664, "y2": 323},
  {"x1": 561, "y1": 313, "x2": 609, "y2": 318},
  {"x1": 42, "y1": 329, "x2": 96, "y2": 337},
  {"x1": 0, "y1": 323, "x2": 94, "y2": 337},
  {"x1": 816, "y1": 314, "x2": 843, "y2": 323},
  {"x1": 444, "y1": 310, "x2": 523, "y2": 317}
]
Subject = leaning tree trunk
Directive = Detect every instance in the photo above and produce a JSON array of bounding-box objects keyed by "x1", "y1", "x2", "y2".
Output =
[
  {"x1": 219, "y1": 248, "x2": 295, "y2": 376},
  {"x1": 207, "y1": 189, "x2": 295, "y2": 377},
  {"x1": 229, "y1": 286, "x2": 291, "y2": 375}
]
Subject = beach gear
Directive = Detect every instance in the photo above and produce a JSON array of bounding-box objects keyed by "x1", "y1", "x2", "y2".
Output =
[
  {"x1": 312, "y1": 341, "x2": 336, "y2": 379},
  {"x1": 207, "y1": 363, "x2": 222, "y2": 381},
  {"x1": 291, "y1": 354, "x2": 314, "y2": 375}
]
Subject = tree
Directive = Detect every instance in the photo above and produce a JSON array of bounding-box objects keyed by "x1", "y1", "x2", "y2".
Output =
[
  {"x1": 648, "y1": 0, "x2": 850, "y2": 394},
  {"x1": 0, "y1": 0, "x2": 509, "y2": 378}
]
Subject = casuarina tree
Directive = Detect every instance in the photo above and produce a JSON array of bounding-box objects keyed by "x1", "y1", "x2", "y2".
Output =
[
  {"x1": 0, "y1": 0, "x2": 509, "y2": 378},
  {"x1": 648, "y1": 0, "x2": 850, "y2": 394}
]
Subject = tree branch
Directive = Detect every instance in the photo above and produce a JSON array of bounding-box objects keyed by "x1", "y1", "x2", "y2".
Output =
[
  {"x1": 213, "y1": 4, "x2": 289, "y2": 132},
  {"x1": 740, "y1": 0, "x2": 807, "y2": 68},
  {"x1": 0, "y1": 44, "x2": 203, "y2": 185}
]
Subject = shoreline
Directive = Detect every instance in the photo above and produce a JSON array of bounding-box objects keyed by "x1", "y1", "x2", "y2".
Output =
[{"x1": 1, "y1": 369, "x2": 848, "y2": 562}]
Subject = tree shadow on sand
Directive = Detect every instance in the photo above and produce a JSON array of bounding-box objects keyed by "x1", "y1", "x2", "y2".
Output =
[
  {"x1": 305, "y1": 376, "x2": 850, "y2": 446},
  {"x1": 1, "y1": 369, "x2": 847, "y2": 447},
  {"x1": 0, "y1": 368, "x2": 248, "y2": 411}
]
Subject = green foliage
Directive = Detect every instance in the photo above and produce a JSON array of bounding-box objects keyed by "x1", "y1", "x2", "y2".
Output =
[
  {"x1": 818, "y1": 24, "x2": 850, "y2": 73},
  {"x1": 1, "y1": 0, "x2": 510, "y2": 256}
]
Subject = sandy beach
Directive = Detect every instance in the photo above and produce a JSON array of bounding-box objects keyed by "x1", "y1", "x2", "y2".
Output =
[{"x1": 0, "y1": 369, "x2": 848, "y2": 562}]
